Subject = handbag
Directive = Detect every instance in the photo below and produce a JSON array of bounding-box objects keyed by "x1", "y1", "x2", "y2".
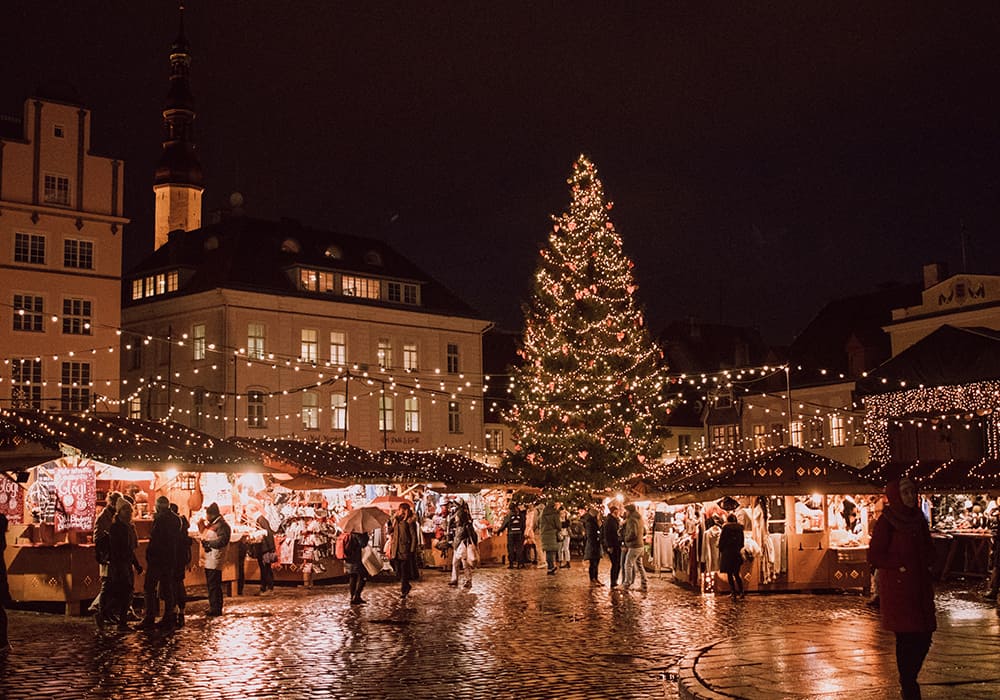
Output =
[
  {"x1": 361, "y1": 545, "x2": 382, "y2": 577},
  {"x1": 262, "y1": 550, "x2": 278, "y2": 565}
]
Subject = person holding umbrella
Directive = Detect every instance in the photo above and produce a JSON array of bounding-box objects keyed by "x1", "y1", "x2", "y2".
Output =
[{"x1": 338, "y1": 506, "x2": 390, "y2": 605}]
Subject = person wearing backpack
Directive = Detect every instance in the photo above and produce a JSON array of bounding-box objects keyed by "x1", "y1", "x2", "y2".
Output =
[
  {"x1": 89, "y1": 491, "x2": 121, "y2": 627},
  {"x1": 343, "y1": 530, "x2": 369, "y2": 605}
]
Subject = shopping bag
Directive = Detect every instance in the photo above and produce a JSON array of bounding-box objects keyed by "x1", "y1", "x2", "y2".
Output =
[
  {"x1": 362, "y1": 545, "x2": 382, "y2": 577},
  {"x1": 466, "y1": 542, "x2": 480, "y2": 566}
]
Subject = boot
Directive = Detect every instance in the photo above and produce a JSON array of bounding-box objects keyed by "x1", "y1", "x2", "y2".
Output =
[{"x1": 176, "y1": 611, "x2": 185, "y2": 628}]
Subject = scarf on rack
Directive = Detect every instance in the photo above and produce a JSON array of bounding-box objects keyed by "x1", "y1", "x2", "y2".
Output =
[{"x1": 881, "y1": 478, "x2": 928, "y2": 535}]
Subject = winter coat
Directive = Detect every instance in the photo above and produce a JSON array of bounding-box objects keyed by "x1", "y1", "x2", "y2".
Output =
[
  {"x1": 146, "y1": 507, "x2": 181, "y2": 572},
  {"x1": 389, "y1": 514, "x2": 419, "y2": 560},
  {"x1": 868, "y1": 504, "x2": 937, "y2": 634},
  {"x1": 496, "y1": 510, "x2": 525, "y2": 536},
  {"x1": 202, "y1": 515, "x2": 231, "y2": 570},
  {"x1": 718, "y1": 522, "x2": 745, "y2": 575},
  {"x1": 108, "y1": 518, "x2": 138, "y2": 592},
  {"x1": 343, "y1": 532, "x2": 369, "y2": 575},
  {"x1": 257, "y1": 514, "x2": 276, "y2": 555},
  {"x1": 539, "y1": 504, "x2": 562, "y2": 552},
  {"x1": 604, "y1": 514, "x2": 622, "y2": 551},
  {"x1": 581, "y1": 512, "x2": 602, "y2": 561},
  {"x1": 622, "y1": 510, "x2": 645, "y2": 549}
]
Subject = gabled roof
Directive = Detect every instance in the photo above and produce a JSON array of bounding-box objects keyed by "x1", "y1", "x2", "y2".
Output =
[
  {"x1": 858, "y1": 325, "x2": 1000, "y2": 394},
  {"x1": 125, "y1": 216, "x2": 483, "y2": 319}
]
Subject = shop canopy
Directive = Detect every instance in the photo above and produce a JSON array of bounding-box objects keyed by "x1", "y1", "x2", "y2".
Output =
[
  {"x1": 643, "y1": 446, "x2": 881, "y2": 504},
  {"x1": 0, "y1": 408, "x2": 267, "y2": 472},
  {"x1": 860, "y1": 458, "x2": 1000, "y2": 493}
]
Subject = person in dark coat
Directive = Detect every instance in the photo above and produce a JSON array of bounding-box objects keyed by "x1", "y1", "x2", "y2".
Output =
[
  {"x1": 539, "y1": 501, "x2": 562, "y2": 575},
  {"x1": 495, "y1": 503, "x2": 526, "y2": 569},
  {"x1": 108, "y1": 500, "x2": 142, "y2": 631},
  {"x1": 718, "y1": 513, "x2": 746, "y2": 598},
  {"x1": 388, "y1": 502, "x2": 419, "y2": 598},
  {"x1": 868, "y1": 477, "x2": 937, "y2": 700},
  {"x1": 344, "y1": 531, "x2": 370, "y2": 605},
  {"x1": 579, "y1": 505, "x2": 603, "y2": 585},
  {"x1": 169, "y1": 504, "x2": 191, "y2": 627},
  {"x1": 604, "y1": 505, "x2": 623, "y2": 588},
  {"x1": 88, "y1": 491, "x2": 121, "y2": 625},
  {"x1": 255, "y1": 512, "x2": 277, "y2": 595},
  {"x1": 140, "y1": 496, "x2": 180, "y2": 629},
  {"x1": 0, "y1": 514, "x2": 11, "y2": 655}
]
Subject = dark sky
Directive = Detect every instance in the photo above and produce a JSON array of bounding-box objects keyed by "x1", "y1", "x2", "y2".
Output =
[{"x1": 5, "y1": 2, "x2": 1000, "y2": 344}]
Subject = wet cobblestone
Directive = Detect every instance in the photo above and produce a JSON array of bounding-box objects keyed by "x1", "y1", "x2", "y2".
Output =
[{"x1": 1, "y1": 565, "x2": 994, "y2": 699}]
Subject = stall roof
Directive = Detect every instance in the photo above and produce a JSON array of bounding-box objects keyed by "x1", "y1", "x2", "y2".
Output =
[
  {"x1": 0, "y1": 408, "x2": 267, "y2": 471},
  {"x1": 644, "y1": 447, "x2": 880, "y2": 504},
  {"x1": 861, "y1": 458, "x2": 1000, "y2": 492}
]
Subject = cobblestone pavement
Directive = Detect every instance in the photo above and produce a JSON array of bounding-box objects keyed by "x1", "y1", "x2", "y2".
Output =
[{"x1": 1, "y1": 564, "x2": 995, "y2": 699}]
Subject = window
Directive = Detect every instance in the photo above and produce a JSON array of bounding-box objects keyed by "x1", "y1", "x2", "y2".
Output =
[
  {"x1": 43, "y1": 175, "x2": 70, "y2": 206},
  {"x1": 145, "y1": 277, "x2": 154, "y2": 297},
  {"x1": 248, "y1": 323, "x2": 265, "y2": 360},
  {"x1": 770, "y1": 423, "x2": 786, "y2": 447},
  {"x1": 448, "y1": 401, "x2": 462, "y2": 433},
  {"x1": 61, "y1": 361, "x2": 91, "y2": 411},
  {"x1": 299, "y1": 268, "x2": 334, "y2": 293},
  {"x1": 404, "y1": 396, "x2": 420, "y2": 432},
  {"x1": 403, "y1": 343, "x2": 418, "y2": 371},
  {"x1": 128, "y1": 338, "x2": 142, "y2": 370},
  {"x1": 14, "y1": 232, "x2": 46, "y2": 264},
  {"x1": 752, "y1": 424, "x2": 767, "y2": 450},
  {"x1": 447, "y1": 344, "x2": 459, "y2": 374},
  {"x1": 134, "y1": 271, "x2": 178, "y2": 299},
  {"x1": 13, "y1": 294, "x2": 44, "y2": 332},
  {"x1": 192, "y1": 324, "x2": 206, "y2": 360},
  {"x1": 330, "y1": 331, "x2": 346, "y2": 365},
  {"x1": 63, "y1": 239, "x2": 94, "y2": 269},
  {"x1": 54, "y1": 124, "x2": 65, "y2": 138},
  {"x1": 377, "y1": 338, "x2": 392, "y2": 369},
  {"x1": 248, "y1": 391, "x2": 266, "y2": 428},
  {"x1": 403, "y1": 284, "x2": 418, "y2": 305},
  {"x1": 166, "y1": 271, "x2": 178, "y2": 292},
  {"x1": 156, "y1": 273, "x2": 167, "y2": 295},
  {"x1": 331, "y1": 393, "x2": 347, "y2": 431},
  {"x1": 129, "y1": 396, "x2": 142, "y2": 420},
  {"x1": 62, "y1": 298, "x2": 92, "y2": 335},
  {"x1": 485, "y1": 428, "x2": 503, "y2": 453},
  {"x1": 790, "y1": 421, "x2": 804, "y2": 448},
  {"x1": 11, "y1": 358, "x2": 42, "y2": 408},
  {"x1": 830, "y1": 414, "x2": 846, "y2": 447},
  {"x1": 711, "y1": 424, "x2": 737, "y2": 448},
  {"x1": 715, "y1": 394, "x2": 732, "y2": 408},
  {"x1": 192, "y1": 390, "x2": 205, "y2": 430},
  {"x1": 806, "y1": 420, "x2": 824, "y2": 447},
  {"x1": 301, "y1": 391, "x2": 319, "y2": 430},
  {"x1": 387, "y1": 282, "x2": 402, "y2": 303},
  {"x1": 301, "y1": 329, "x2": 318, "y2": 362},
  {"x1": 342, "y1": 275, "x2": 380, "y2": 300},
  {"x1": 677, "y1": 433, "x2": 692, "y2": 456},
  {"x1": 131, "y1": 279, "x2": 143, "y2": 300},
  {"x1": 379, "y1": 396, "x2": 394, "y2": 432}
]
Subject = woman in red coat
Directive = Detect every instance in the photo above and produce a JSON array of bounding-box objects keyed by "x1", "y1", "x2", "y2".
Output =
[{"x1": 867, "y1": 477, "x2": 936, "y2": 700}]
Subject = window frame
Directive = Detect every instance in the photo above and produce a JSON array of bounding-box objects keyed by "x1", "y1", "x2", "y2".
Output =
[
  {"x1": 448, "y1": 401, "x2": 462, "y2": 434},
  {"x1": 61, "y1": 297, "x2": 92, "y2": 336},
  {"x1": 404, "y1": 396, "x2": 420, "y2": 432},
  {"x1": 12, "y1": 294, "x2": 44, "y2": 332},
  {"x1": 43, "y1": 174, "x2": 71, "y2": 206},
  {"x1": 447, "y1": 343, "x2": 459, "y2": 374},
  {"x1": 192, "y1": 323, "x2": 207, "y2": 361},
  {"x1": 301, "y1": 391, "x2": 319, "y2": 430},
  {"x1": 60, "y1": 361, "x2": 91, "y2": 411},
  {"x1": 14, "y1": 232, "x2": 46, "y2": 265},
  {"x1": 247, "y1": 323, "x2": 266, "y2": 360},
  {"x1": 330, "y1": 331, "x2": 346, "y2": 365},
  {"x1": 379, "y1": 395, "x2": 395, "y2": 432},
  {"x1": 248, "y1": 390, "x2": 267, "y2": 429},
  {"x1": 301, "y1": 328, "x2": 319, "y2": 363},
  {"x1": 10, "y1": 358, "x2": 42, "y2": 408},
  {"x1": 63, "y1": 238, "x2": 94, "y2": 270}
]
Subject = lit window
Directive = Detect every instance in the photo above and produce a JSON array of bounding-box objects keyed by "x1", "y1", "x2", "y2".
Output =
[
  {"x1": 61, "y1": 361, "x2": 91, "y2": 411},
  {"x1": 677, "y1": 434, "x2": 691, "y2": 456},
  {"x1": 63, "y1": 239, "x2": 94, "y2": 269},
  {"x1": 166, "y1": 270, "x2": 178, "y2": 292},
  {"x1": 403, "y1": 343, "x2": 418, "y2": 371},
  {"x1": 192, "y1": 324, "x2": 206, "y2": 360},
  {"x1": 404, "y1": 396, "x2": 420, "y2": 432},
  {"x1": 144, "y1": 277, "x2": 154, "y2": 297},
  {"x1": 330, "y1": 331, "x2": 346, "y2": 365},
  {"x1": 11, "y1": 358, "x2": 42, "y2": 408},
  {"x1": 448, "y1": 401, "x2": 462, "y2": 434},
  {"x1": 299, "y1": 268, "x2": 334, "y2": 293},
  {"x1": 790, "y1": 421, "x2": 804, "y2": 448},
  {"x1": 12, "y1": 294, "x2": 44, "y2": 332},
  {"x1": 156, "y1": 274, "x2": 166, "y2": 294},
  {"x1": 485, "y1": 429, "x2": 503, "y2": 453},
  {"x1": 14, "y1": 232, "x2": 46, "y2": 264},
  {"x1": 44, "y1": 175, "x2": 70, "y2": 206},
  {"x1": 248, "y1": 391, "x2": 266, "y2": 428},
  {"x1": 377, "y1": 338, "x2": 392, "y2": 369},
  {"x1": 379, "y1": 396, "x2": 394, "y2": 432},
  {"x1": 830, "y1": 414, "x2": 846, "y2": 447},
  {"x1": 447, "y1": 343, "x2": 459, "y2": 374},
  {"x1": 342, "y1": 275, "x2": 380, "y2": 300},
  {"x1": 302, "y1": 392, "x2": 319, "y2": 430},
  {"x1": 131, "y1": 279, "x2": 143, "y2": 300},
  {"x1": 301, "y1": 329, "x2": 318, "y2": 362},
  {"x1": 129, "y1": 396, "x2": 142, "y2": 420},
  {"x1": 753, "y1": 424, "x2": 767, "y2": 450},
  {"x1": 331, "y1": 393, "x2": 347, "y2": 431},
  {"x1": 62, "y1": 298, "x2": 92, "y2": 335},
  {"x1": 248, "y1": 323, "x2": 265, "y2": 360}
]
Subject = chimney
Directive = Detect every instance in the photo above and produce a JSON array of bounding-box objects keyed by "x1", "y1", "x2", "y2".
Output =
[{"x1": 923, "y1": 262, "x2": 948, "y2": 290}]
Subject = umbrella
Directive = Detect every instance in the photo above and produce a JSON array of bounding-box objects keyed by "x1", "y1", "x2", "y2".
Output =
[
  {"x1": 366, "y1": 494, "x2": 414, "y2": 512},
  {"x1": 338, "y1": 506, "x2": 391, "y2": 533}
]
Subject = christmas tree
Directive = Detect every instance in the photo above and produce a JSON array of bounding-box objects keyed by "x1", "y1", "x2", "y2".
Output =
[{"x1": 505, "y1": 155, "x2": 667, "y2": 495}]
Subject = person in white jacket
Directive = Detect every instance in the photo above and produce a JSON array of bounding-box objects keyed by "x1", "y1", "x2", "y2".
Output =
[{"x1": 199, "y1": 502, "x2": 231, "y2": 616}]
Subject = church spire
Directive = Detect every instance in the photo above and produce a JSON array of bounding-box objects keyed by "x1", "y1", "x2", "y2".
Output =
[{"x1": 153, "y1": 2, "x2": 204, "y2": 250}]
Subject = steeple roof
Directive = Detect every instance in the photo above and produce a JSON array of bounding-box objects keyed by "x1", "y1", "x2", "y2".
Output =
[{"x1": 154, "y1": 2, "x2": 203, "y2": 188}]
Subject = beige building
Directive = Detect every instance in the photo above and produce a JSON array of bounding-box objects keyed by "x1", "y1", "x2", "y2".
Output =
[{"x1": 0, "y1": 95, "x2": 128, "y2": 411}]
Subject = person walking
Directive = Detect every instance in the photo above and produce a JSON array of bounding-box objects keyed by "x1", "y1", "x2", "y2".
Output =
[
  {"x1": 199, "y1": 502, "x2": 231, "y2": 617},
  {"x1": 389, "y1": 502, "x2": 419, "y2": 598},
  {"x1": 579, "y1": 505, "x2": 603, "y2": 585},
  {"x1": 604, "y1": 505, "x2": 623, "y2": 589},
  {"x1": 255, "y1": 511, "x2": 277, "y2": 595},
  {"x1": 0, "y1": 514, "x2": 11, "y2": 655},
  {"x1": 345, "y1": 530, "x2": 370, "y2": 605},
  {"x1": 494, "y1": 502, "x2": 525, "y2": 569},
  {"x1": 868, "y1": 477, "x2": 937, "y2": 700},
  {"x1": 88, "y1": 491, "x2": 121, "y2": 626},
  {"x1": 621, "y1": 504, "x2": 647, "y2": 592},
  {"x1": 448, "y1": 499, "x2": 478, "y2": 588},
  {"x1": 107, "y1": 500, "x2": 142, "y2": 631},
  {"x1": 557, "y1": 503, "x2": 572, "y2": 568},
  {"x1": 139, "y1": 496, "x2": 180, "y2": 630},
  {"x1": 539, "y1": 500, "x2": 562, "y2": 575},
  {"x1": 718, "y1": 513, "x2": 746, "y2": 598}
]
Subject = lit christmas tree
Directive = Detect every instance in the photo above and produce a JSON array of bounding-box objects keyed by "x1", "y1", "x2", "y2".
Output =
[{"x1": 505, "y1": 155, "x2": 667, "y2": 494}]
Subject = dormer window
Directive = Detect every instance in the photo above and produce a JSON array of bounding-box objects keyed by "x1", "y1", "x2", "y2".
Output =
[
  {"x1": 132, "y1": 270, "x2": 179, "y2": 300},
  {"x1": 324, "y1": 245, "x2": 343, "y2": 259},
  {"x1": 363, "y1": 250, "x2": 383, "y2": 266},
  {"x1": 281, "y1": 238, "x2": 301, "y2": 254}
]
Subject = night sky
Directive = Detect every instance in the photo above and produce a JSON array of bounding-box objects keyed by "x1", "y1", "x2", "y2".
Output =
[{"x1": 5, "y1": 2, "x2": 1000, "y2": 344}]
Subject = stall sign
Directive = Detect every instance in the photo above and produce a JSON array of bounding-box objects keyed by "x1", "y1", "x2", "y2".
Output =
[
  {"x1": 53, "y1": 458, "x2": 97, "y2": 532},
  {"x1": 26, "y1": 463, "x2": 57, "y2": 525},
  {"x1": 0, "y1": 476, "x2": 25, "y2": 525}
]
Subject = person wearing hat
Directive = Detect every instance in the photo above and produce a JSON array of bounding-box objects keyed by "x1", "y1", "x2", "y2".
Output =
[{"x1": 199, "y1": 503, "x2": 231, "y2": 616}]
